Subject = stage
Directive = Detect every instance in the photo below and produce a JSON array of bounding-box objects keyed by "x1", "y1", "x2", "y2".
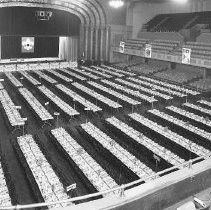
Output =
[
  {"x1": 0, "y1": 57, "x2": 63, "y2": 65},
  {"x1": 0, "y1": 57, "x2": 77, "y2": 72}
]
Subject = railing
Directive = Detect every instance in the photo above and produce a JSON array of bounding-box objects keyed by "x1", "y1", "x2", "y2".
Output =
[{"x1": 1, "y1": 156, "x2": 210, "y2": 210}]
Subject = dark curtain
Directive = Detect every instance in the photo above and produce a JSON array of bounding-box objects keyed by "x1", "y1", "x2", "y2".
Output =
[
  {"x1": 1, "y1": 36, "x2": 59, "y2": 59},
  {"x1": 0, "y1": 7, "x2": 80, "y2": 36}
]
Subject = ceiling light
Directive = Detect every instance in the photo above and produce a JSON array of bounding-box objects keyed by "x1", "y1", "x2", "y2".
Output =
[
  {"x1": 172, "y1": 0, "x2": 188, "y2": 4},
  {"x1": 109, "y1": 0, "x2": 124, "y2": 8}
]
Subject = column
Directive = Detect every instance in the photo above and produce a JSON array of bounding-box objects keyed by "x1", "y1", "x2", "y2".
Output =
[
  {"x1": 202, "y1": 0, "x2": 207, "y2": 11},
  {"x1": 90, "y1": 26, "x2": 94, "y2": 61},
  {"x1": 85, "y1": 25, "x2": 89, "y2": 60},
  {"x1": 105, "y1": 25, "x2": 110, "y2": 62},
  {"x1": 100, "y1": 26, "x2": 105, "y2": 62},
  {"x1": 95, "y1": 26, "x2": 99, "y2": 61},
  {"x1": 79, "y1": 24, "x2": 85, "y2": 59}
]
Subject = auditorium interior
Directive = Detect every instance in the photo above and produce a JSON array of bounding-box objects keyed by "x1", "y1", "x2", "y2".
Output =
[{"x1": 1, "y1": 0, "x2": 211, "y2": 210}]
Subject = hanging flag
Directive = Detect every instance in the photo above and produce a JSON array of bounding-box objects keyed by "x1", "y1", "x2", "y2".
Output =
[
  {"x1": 119, "y1": 41, "x2": 125, "y2": 53},
  {"x1": 145, "y1": 44, "x2": 152, "y2": 58},
  {"x1": 182, "y1": 48, "x2": 191, "y2": 65}
]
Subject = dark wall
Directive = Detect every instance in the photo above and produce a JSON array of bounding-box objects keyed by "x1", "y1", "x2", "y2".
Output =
[
  {"x1": 1, "y1": 36, "x2": 59, "y2": 59},
  {"x1": 0, "y1": 7, "x2": 80, "y2": 36}
]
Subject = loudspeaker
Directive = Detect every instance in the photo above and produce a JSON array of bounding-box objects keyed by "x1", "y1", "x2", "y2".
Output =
[{"x1": 35, "y1": 11, "x2": 52, "y2": 21}]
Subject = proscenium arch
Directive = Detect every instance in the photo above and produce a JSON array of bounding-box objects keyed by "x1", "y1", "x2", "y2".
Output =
[
  {"x1": 0, "y1": 0, "x2": 107, "y2": 27},
  {"x1": 0, "y1": 0, "x2": 109, "y2": 62}
]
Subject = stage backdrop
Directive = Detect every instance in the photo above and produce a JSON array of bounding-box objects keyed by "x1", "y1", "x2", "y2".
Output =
[
  {"x1": 1, "y1": 36, "x2": 59, "y2": 59},
  {"x1": 0, "y1": 7, "x2": 80, "y2": 60}
]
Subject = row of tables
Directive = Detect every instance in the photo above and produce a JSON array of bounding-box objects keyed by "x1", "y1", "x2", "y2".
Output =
[
  {"x1": 38, "y1": 85, "x2": 79, "y2": 118},
  {"x1": 19, "y1": 71, "x2": 41, "y2": 86},
  {"x1": 51, "y1": 128, "x2": 118, "y2": 196},
  {"x1": 72, "y1": 82, "x2": 122, "y2": 109},
  {"x1": 45, "y1": 69, "x2": 73, "y2": 83},
  {"x1": 101, "y1": 64, "x2": 136, "y2": 76},
  {"x1": 106, "y1": 117, "x2": 185, "y2": 166},
  {"x1": 57, "y1": 68, "x2": 86, "y2": 81},
  {"x1": 198, "y1": 99, "x2": 211, "y2": 108},
  {"x1": 138, "y1": 75, "x2": 200, "y2": 95},
  {"x1": 0, "y1": 89, "x2": 25, "y2": 127},
  {"x1": 82, "y1": 67, "x2": 113, "y2": 79},
  {"x1": 33, "y1": 70, "x2": 57, "y2": 84},
  {"x1": 88, "y1": 81, "x2": 141, "y2": 106},
  {"x1": 115, "y1": 78, "x2": 172, "y2": 100},
  {"x1": 183, "y1": 102, "x2": 211, "y2": 116},
  {"x1": 92, "y1": 66, "x2": 124, "y2": 77},
  {"x1": 167, "y1": 106, "x2": 211, "y2": 127},
  {"x1": 127, "y1": 77, "x2": 186, "y2": 98},
  {"x1": 102, "y1": 79, "x2": 158, "y2": 103},
  {"x1": 17, "y1": 135, "x2": 72, "y2": 208},
  {"x1": 148, "y1": 109, "x2": 211, "y2": 145},
  {"x1": 5, "y1": 72, "x2": 23, "y2": 88},
  {"x1": 0, "y1": 162, "x2": 12, "y2": 207},
  {"x1": 129, "y1": 112, "x2": 211, "y2": 158},
  {"x1": 19, "y1": 87, "x2": 53, "y2": 122},
  {"x1": 56, "y1": 84, "x2": 102, "y2": 113},
  {"x1": 71, "y1": 68, "x2": 100, "y2": 80},
  {"x1": 81, "y1": 122, "x2": 156, "y2": 181}
]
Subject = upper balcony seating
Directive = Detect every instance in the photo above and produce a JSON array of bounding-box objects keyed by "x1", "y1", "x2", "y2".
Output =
[
  {"x1": 150, "y1": 39, "x2": 180, "y2": 53},
  {"x1": 124, "y1": 39, "x2": 148, "y2": 51},
  {"x1": 144, "y1": 14, "x2": 166, "y2": 31},
  {"x1": 188, "y1": 11, "x2": 211, "y2": 28},
  {"x1": 123, "y1": 39, "x2": 179, "y2": 54},
  {"x1": 174, "y1": 41, "x2": 211, "y2": 60},
  {"x1": 146, "y1": 13, "x2": 194, "y2": 32},
  {"x1": 144, "y1": 11, "x2": 211, "y2": 32}
]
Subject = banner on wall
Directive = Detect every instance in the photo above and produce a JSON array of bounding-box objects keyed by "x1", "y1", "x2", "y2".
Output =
[
  {"x1": 119, "y1": 41, "x2": 125, "y2": 53},
  {"x1": 145, "y1": 44, "x2": 152, "y2": 58},
  {"x1": 182, "y1": 48, "x2": 191, "y2": 65},
  {"x1": 22, "y1": 37, "x2": 35, "y2": 53}
]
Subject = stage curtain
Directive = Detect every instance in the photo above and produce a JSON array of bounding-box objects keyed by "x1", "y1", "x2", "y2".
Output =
[
  {"x1": 0, "y1": 36, "x2": 1, "y2": 59},
  {"x1": 59, "y1": 36, "x2": 78, "y2": 61}
]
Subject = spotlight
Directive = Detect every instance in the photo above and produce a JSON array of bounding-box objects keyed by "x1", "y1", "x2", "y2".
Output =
[{"x1": 109, "y1": 0, "x2": 124, "y2": 8}]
